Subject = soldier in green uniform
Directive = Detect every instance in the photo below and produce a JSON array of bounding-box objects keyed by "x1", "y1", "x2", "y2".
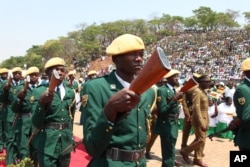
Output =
[
  {"x1": 153, "y1": 69, "x2": 183, "y2": 167},
  {"x1": 65, "y1": 70, "x2": 79, "y2": 91},
  {"x1": 11, "y1": 66, "x2": 41, "y2": 164},
  {"x1": 180, "y1": 74, "x2": 211, "y2": 167},
  {"x1": 2, "y1": 67, "x2": 24, "y2": 164},
  {"x1": 233, "y1": 58, "x2": 250, "y2": 151},
  {"x1": 81, "y1": 34, "x2": 156, "y2": 167},
  {"x1": 0, "y1": 68, "x2": 9, "y2": 153},
  {"x1": 31, "y1": 57, "x2": 75, "y2": 167},
  {"x1": 65, "y1": 70, "x2": 79, "y2": 120}
]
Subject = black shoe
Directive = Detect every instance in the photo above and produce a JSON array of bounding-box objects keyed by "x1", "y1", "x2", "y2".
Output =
[{"x1": 145, "y1": 152, "x2": 152, "y2": 159}]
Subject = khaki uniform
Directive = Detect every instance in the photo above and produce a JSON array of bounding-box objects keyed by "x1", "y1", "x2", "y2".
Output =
[
  {"x1": 181, "y1": 85, "x2": 198, "y2": 148},
  {"x1": 182, "y1": 87, "x2": 209, "y2": 161}
]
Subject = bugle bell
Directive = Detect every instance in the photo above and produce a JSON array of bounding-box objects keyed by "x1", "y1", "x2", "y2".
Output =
[
  {"x1": 129, "y1": 47, "x2": 171, "y2": 95},
  {"x1": 180, "y1": 77, "x2": 198, "y2": 93},
  {"x1": 48, "y1": 69, "x2": 61, "y2": 93}
]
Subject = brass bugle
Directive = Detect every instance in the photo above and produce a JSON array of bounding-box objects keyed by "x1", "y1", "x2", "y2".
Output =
[
  {"x1": 7, "y1": 73, "x2": 13, "y2": 86},
  {"x1": 180, "y1": 77, "x2": 198, "y2": 93},
  {"x1": 48, "y1": 69, "x2": 61, "y2": 93},
  {"x1": 22, "y1": 75, "x2": 31, "y2": 93},
  {"x1": 129, "y1": 47, "x2": 171, "y2": 95}
]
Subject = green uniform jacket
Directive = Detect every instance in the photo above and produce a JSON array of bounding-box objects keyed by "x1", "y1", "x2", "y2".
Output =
[
  {"x1": 0, "y1": 79, "x2": 7, "y2": 117},
  {"x1": 233, "y1": 78, "x2": 250, "y2": 149},
  {"x1": 153, "y1": 84, "x2": 179, "y2": 138},
  {"x1": 81, "y1": 71, "x2": 155, "y2": 167},
  {"x1": 11, "y1": 86, "x2": 34, "y2": 134},
  {"x1": 3, "y1": 80, "x2": 25, "y2": 123},
  {"x1": 31, "y1": 83, "x2": 75, "y2": 157}
]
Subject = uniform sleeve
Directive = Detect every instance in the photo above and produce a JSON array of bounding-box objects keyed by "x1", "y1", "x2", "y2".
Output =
[
  {"x1": 82, "y1": 82, "x2": 114, "y2": 157},
  {"x1": 233, "y1": 86, "x2": 250, "y2": 125},
  {"x1": 192, "y1": 89, "x2": 205, "y2": 127},
  {"x1": 182, "y1": 93, "x2": 190, "y2": 117},
  {"x1": 32, "y1": 103, "x2": 46, "y2": 128},
  {"x1": 156, "y1": 87, "x2": 178, "y2": 115}
]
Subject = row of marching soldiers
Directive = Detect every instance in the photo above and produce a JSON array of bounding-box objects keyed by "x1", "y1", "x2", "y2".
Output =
[
  {"x1": 145, "y1": 70, "x2": 240, "y2": 167},
  {"x1": 0, "y1": 57, "x2": 95, "y2": 167}
]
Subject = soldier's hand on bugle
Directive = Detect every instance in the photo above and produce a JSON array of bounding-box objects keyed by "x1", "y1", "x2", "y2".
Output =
[
  {"x1": 168, "y1": 92, "x2": 183, "y2": 102},
  {"x1": 104, "y1": 88, "x2": 141, "y2": 122},
  {"x1": 3, "y1": 83, "x2": 11, "y2": 91},
  {"x1": 17, "y1": 90, "x2": 27, "y2": 100},
  {"x1": 38, "y1": 90, "x2": 54, "y2": 106}
]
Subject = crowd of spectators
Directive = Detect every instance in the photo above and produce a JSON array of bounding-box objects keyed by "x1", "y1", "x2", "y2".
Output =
[
  {"x1": 77, "y1": 29, "x2": 249, "y2": 86},
  {"x1": 145, "y1": 29, "x2": 250, "y2": 85}
]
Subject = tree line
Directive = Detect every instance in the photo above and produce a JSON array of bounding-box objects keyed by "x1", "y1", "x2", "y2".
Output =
[{"x1": 1, "y1": 6, "x2": 250, "y2": 72}]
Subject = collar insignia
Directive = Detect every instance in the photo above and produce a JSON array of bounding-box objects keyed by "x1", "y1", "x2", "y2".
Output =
[{"x1": 238, "y1": 97, "x2": 245, "y2": 105}]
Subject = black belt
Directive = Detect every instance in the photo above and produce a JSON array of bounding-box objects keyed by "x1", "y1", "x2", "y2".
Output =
[
  {"x1": 168, "y1": 113, "x2": 179, "y2": 120},
  {"x1": 44, "y1": 122, "x2": 70, "y2": 130},
  {"x1": 21, "y1": 113, "x2": 31, "y2": 118},
  {"x1": 106, "y1": 148, "x2": 145, "y2": 162}
]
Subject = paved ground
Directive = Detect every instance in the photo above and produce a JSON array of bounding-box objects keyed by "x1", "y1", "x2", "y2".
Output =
[{"x1": 73, "y1": 111, "x2": 238, "y2": 167}]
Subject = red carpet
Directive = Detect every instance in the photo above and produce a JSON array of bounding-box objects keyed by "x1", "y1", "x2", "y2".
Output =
[
  {"x1": 0, "y1": 149, "x2": 6, "y2": 167},
  {"x1": 0, "y1": 136, "x2": 92, "y2": 167},
  {"x1": 69, "y1": 136, "x2": 92, "y2": 167}
]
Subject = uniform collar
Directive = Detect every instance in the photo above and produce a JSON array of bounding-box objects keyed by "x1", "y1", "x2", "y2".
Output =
[{"x1": 115, "y1": 72, "x2": 130, "y2": 88}]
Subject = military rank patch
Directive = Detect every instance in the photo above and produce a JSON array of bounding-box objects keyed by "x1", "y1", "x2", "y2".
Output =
[
  {"x1": 82, "y1": 95, "x2": 88, "y2": 107},
  {"x1": 30, "y1": 96, "x2": 34, "y2": 103},
  {"x1": 238, "y1": 97, "x2": 245, "y2": 105},
  {"x1": 157, "y1": 96, "x2": 161, "y2": 102}
]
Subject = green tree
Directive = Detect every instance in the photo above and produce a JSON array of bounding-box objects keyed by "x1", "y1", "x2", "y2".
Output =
[{"x1": 192, "y1": 6, "x2": 217, "y2": 30}]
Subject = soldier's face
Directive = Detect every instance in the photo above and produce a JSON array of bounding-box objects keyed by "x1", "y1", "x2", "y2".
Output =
[
  {"x1": 1, "y1": 73, "x2": 8, "y2": 80},
  {"x1": 54, "y1": 65, "x2": 66, "y2": 81},
  {"x1": 13, "y1": 71, "x2": 22, "y2": 81},
  {"x1": 29, "y1": 73, "x2": 39, "y2": 84},
  {"x1": 114, "y1": 50, "x2": 144, "y2": 76}
]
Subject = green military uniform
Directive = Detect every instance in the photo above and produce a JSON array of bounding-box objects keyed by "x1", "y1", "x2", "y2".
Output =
[
  {"x1": 153, "y1": 84, "x2": 180, "y2": 167},
  {"x1": 3, "y1": 79, "x2": 24, "y2": 164},
  {"x1": 31, "y1": 83, "x2": 75, "y2": 167},
  {"x1": 81, "y1": 71, "x2": 155, "y2": 167},
  {"x1": 0, "y1": 77, "x2": 8, "y2": 151},
  {"x1": 233, "y1": 78, "x2": 250, "y2": 150},
  {"x1": 11, "y1": 79, "x2": 45, "y2": 163}
]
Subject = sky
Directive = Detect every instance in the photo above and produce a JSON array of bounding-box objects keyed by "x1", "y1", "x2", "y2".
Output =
[{"x1": 1, "y1": 0, "x2": 250, "y2": 63}]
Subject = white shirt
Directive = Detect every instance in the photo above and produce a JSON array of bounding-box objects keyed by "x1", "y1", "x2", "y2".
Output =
[
  {"x1": 217, "y1": 102, "x2": 236, "y2": 125},
  {"x1": 115, "y1": 72, "x2": 130, "y2": 88},
  {"x1": 55, "y1": 83, "x2": 66, "y2": 100},
  {"x1": 224, "y1": 87, "x2": 235, "y2": 99},
  {"x1": 208, "y1": 105, "x2": 217, "y2": 127}
]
